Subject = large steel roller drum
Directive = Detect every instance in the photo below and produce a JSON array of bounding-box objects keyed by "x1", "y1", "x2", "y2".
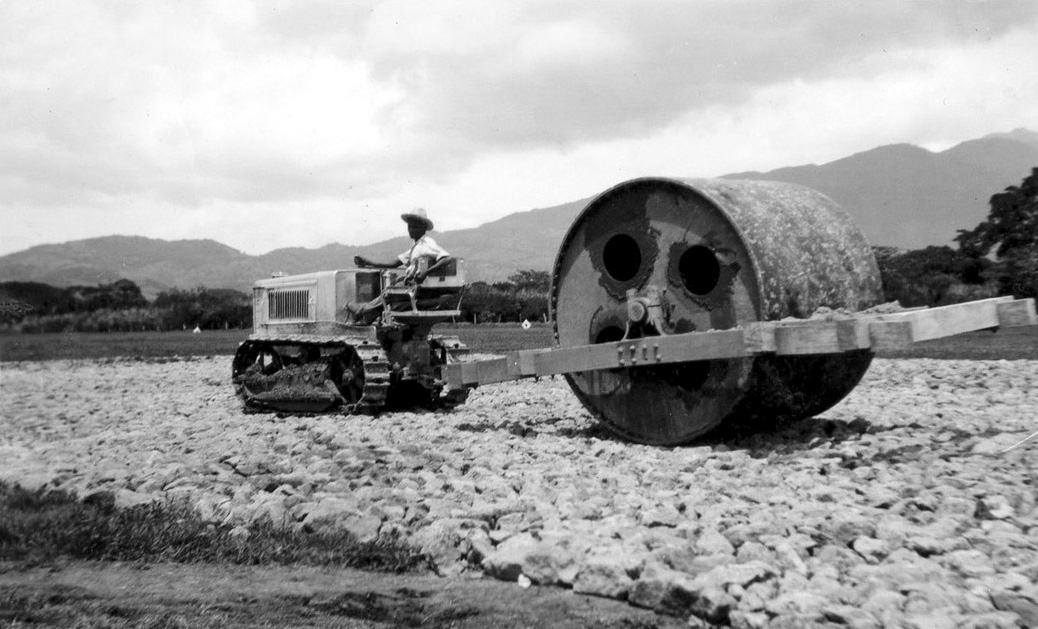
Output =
[{"x1": 550, "y1": 177, "x2": 884, "y2": 445}]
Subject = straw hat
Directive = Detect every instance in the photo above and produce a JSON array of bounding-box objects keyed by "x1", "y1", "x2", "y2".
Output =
[{"x1": 401, "y1": 208, "x2": 434, "y2": 230}]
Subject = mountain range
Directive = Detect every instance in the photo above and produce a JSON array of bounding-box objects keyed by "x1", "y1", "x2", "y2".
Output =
[{"x1": 2, "y1": 128, "x2": 1036, "y2": 298}]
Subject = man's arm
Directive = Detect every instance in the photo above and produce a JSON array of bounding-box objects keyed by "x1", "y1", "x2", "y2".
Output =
[
  {"x1": 354, "y1": 255, "x2": 403, "y2": 269},
  {"x1": 414, "y1": 255, "x2": 453, "y2": 283}
]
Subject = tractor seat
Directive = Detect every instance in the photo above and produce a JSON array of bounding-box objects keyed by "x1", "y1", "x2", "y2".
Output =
[{"x1": 382, "y1": 257, "x2": 466, "y2": 314}]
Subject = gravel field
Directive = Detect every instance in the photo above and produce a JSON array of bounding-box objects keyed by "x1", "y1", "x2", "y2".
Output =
[{"x1": 3, "y1": 356, "x2": 1038, "y2": 628}]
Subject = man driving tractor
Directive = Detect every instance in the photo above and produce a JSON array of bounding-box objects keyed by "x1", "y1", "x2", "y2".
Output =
[{"x1": 349, "y1": 208, "x2": 453, "y2": 324}]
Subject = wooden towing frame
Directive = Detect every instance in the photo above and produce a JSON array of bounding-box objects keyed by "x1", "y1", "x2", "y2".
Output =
[
  {"x1": 445, "y1": 296, "x2": 1037, "y2": 388},
  {"x1": 444, "y1": 177, "x2": 1038, "y2": 445}
]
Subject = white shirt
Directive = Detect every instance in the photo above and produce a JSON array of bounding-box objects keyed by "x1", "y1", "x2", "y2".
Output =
[{"x1": 398, "y1": 235, "x2": 450, "y2": 279}]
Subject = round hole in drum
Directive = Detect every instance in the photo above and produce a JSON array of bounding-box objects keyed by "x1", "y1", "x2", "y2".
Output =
[
  {"x1": 594, "y1": 326, "x2": 626, "y2": 344},
  {"x1": 603, "y1": 234, "x2": 641, "y2": 282},
  {"x1": 679, "y1": 245, "x2": 721, "y2": 295}
]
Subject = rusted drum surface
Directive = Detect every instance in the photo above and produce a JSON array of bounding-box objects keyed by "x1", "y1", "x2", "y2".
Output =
[{"x1": 550, "y1": 177, "x2": 883, "y2": 445}]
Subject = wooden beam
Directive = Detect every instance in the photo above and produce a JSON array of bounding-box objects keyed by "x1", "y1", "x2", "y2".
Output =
[
  {"x1": 443, "y1": 329, "x2": 749, "y2": 386},
  {"x1": 997, "y1": 298, "x2": 1037, "y2": 327},
  {"x1": 760, "y1": 315, "x2": 883, "y2": 355},
  {"x1": 742, "y1": 322, "x2": 776, "y2": 353},
  {"x1": 774, "y1": 322, "x2": 841, "y2": 355},
  {"x1": 836, "y1": 318, "x2": 872, "y2": 351},
  {"x1": 443, "y1": 297, "x2": 1037, "y2": 386},
  {"x1": 867, "y1": 320, "x2": 914, "y2": 350},
  {"x1": 864, "y1": 297, "x2": 1011, "y2": 349},
  {"x1": 532, "y1": 329, "x2": 748, "y2": 377},
  {"x1": 444, "y1": 358, "x2": 508, "y2": 388},
  {"x1": 504, "y1": 350, "x2": 540, "y2": 378}
]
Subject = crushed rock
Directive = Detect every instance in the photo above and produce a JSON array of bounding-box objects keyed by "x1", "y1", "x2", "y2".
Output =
[{"x1": 3, "y1": 355, "x2": 1038, "y2": 627}]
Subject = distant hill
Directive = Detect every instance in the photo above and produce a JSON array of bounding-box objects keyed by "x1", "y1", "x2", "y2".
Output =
[
  {"x1": 723, "y1": 128, "x2": 1038, "y2": 250},
  {"x1": 0, "y1": 198, "x2": 590, "y2": 298},
  {"x1": 0, "y1": 237, "x2": 250, "y2": 297},
  {"x1": 1, "y1": 129, "x2": 1035, "y2": 297}
]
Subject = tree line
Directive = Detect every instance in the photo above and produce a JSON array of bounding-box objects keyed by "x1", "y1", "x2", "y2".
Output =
[
  {"x1": 460, "y1": 269, "x2": 551, "y2": 323},
  {"x1": 2, "y1": 168, "x2": 1035, "y2": 331},
  {"x1": 0, "y1": 271, "x2": 552, "y2": 333},
  {"x1": 0, "y1": 281, "x2": 251, "y2": 333},
  {"x1": 877, "y1": 167, "x2": 1038, "y2": 306}
]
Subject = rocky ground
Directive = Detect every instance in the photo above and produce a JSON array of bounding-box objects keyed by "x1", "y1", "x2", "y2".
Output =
[{"x1": 2, "y1": 356, "x2": 1037, "y2": 628}]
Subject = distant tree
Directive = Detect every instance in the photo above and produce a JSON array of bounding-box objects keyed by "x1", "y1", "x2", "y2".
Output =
[
  {"x1": 154, "y1": 286, "x2": 250, "y2": 330},
  {"x1": 956, "y1": 168, "x2": 1038, "y2": 298},
  {"x1": 461, "y1": 282, "x2": 518, "y2": 323},
  {"x1": 0, "y1": 282, "x2": 72, "y2": 320},
  {"x1": 518, "y1": 294, "x2": 549, "y2": 322},
  {"x1": 957, "y1": 168, "x2": 1038, "y2": 258},
  {"x1": 507, "y1": 269, "x2": 551, "y2": 294},
  {"x1": 0, "y1": 293, "x2": 35, "y2": 326},
  {"x1": 1, "y1": 279, "x2": 250, "y2": 332},
  {"x1": 459, "y1": 271, "x2": 551, "y2": 323},
  {"x1": 68, "y1": 279, "x2": 148, "y2": 312},
  {"x1": 874, "y1": 246, "x2": 992, "y2": 307}
]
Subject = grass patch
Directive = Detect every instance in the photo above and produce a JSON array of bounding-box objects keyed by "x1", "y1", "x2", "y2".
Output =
[
  {"x1": 2, "y1": 322, "x2": 1035, "y2": 363},
  {"x1": 0, "y1": 585, "x2": 379, "y2": 629},
  {"x1": 439, "y1": 323, "x2": 554, "y2": 354},
  {"x1": 0, "y1": 587, "x2": 144, "y2": 629},
  {"x1": 873, "y1": 326, "x2": 1038, "y2": 360},
  {"x1": 0, "y1": 482, "x2": 427, "y2": 572},
  {"x1": 0, "y1": 330, "x2": 249, "y2": 362}
]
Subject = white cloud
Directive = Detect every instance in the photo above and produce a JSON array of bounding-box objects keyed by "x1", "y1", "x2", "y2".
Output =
[
  {"x1": 369, "y1": 20, "x2": 1038, "y2": 231},
  {"x1": 1, "y1": 0, "x2": 1037, "y2": 257},
  {"x1": 364, "y1": 0, "x2": 521, "y2": 57},
  {"x1": 512, "y1": 18, "x2": 629, "y2": 72}
]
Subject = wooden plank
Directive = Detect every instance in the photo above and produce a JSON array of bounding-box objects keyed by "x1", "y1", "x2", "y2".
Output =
[
  {"x1": 774, "y1": 322, "x2": 841, "y2": 355},
  {"x1": 867, "y1": 297, "x2": 1008, "y2": 344},
  {"x1": 444, "y1": 297, "x2": 1038, "y2": 386},
  {"x1": 443, "y1": 363, "x2": 464, "y2": 388},
  {"x1": 481, "y1": 358, "x2": 515, "y2": 385},
  {"x1": 997, "y1": 298, "x2": 1038, "y2": 327},
  {"x1": 858, "y1": 297, "x2": 1010, "y2": 323},
  {"x1": 754, "y1": 297, "x2": 1033, "y2": 354},
  {"x1": 532, "y1": 329, "x2": 748, "y2": 376},
  {"x1": 533, "y1": 344, "x2": 602, "y2": 376},
  {"x1": 904, "y1": 298, "x2": 1004, "y2": 341},
  {"x1": 446, "y1": 329, "x2": 750, "y2": 385},
  {"x1": 742, "y1": 322, "x2": 776, "y2": 353},
  {"x1": 837, "y1": 318, "x2": 871, "y2": 351},
  {"x1": 749, "y1": 317, "x2": 877, "y2": 355},
  {"x1": 867, "y1": 320, "x2": 915, "y2": 350},
  {"x1": 863, "y1": 297, "x2": 1013, "y2": 349},
  {"x1": 503, "y1": 349, "x2": 540, "y2": 378},
  {"x1": 444, "y1": 357, "x2": 511, "y2": 387}
]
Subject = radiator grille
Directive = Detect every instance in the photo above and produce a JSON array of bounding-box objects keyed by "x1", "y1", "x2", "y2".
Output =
[{"x1": 268, "y1": 288, "x2": 313, "y2": 321}]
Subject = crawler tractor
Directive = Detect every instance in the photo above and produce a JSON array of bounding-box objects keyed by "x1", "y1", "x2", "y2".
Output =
[
  {"x1": 235, "y1": 177, "x2": 1037, "y2": 444},
  {"x1": 232, "y1": 260, "x2": 472, "y2": 414}
]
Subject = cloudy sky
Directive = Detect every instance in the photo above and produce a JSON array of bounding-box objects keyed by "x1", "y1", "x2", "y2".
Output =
[{"x1": 2, "y1": 0, "x2": 1036, "y2": 256}]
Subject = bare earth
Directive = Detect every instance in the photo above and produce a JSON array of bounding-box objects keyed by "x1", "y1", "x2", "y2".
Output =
[{"x1": 2, "y1": 356, "x2": 1038, "y2": 627}]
